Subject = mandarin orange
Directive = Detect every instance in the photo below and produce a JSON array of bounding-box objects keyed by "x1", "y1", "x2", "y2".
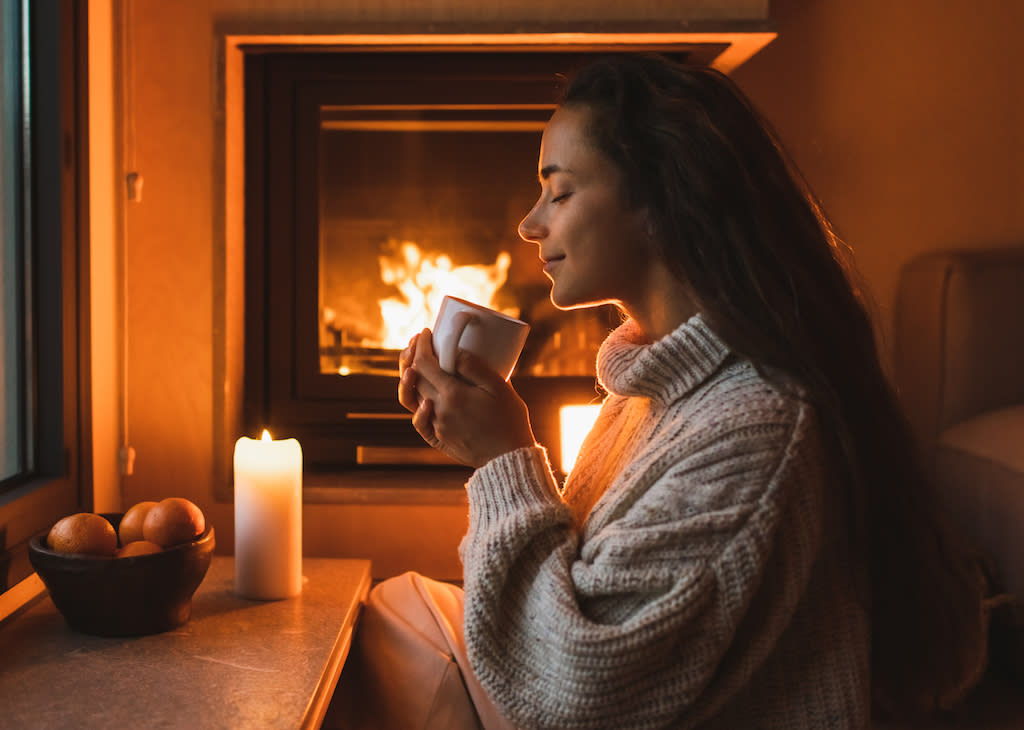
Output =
[
  {"x1": 47, "y1": 513, "x2": 118, "y2": 556},
  {"x1": 118, "y1": 500, "x2": 158, "y2": 546},
  {"x1": 116, "y1": 539, "x2": 163, "y2": 557},
  {"x1": 142, "y1": 497, "x2": 205, "y2": 548}
]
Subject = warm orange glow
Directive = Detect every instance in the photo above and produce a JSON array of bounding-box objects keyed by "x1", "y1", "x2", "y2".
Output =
[
  {"x1": 559, "y1": 404, "x2": 602, "y2": 474},
  {"x1": 225, "y1": 33, "x2": 778, "y2": 75},
  {"x1": 261, "y1": 429, "x2": 272, "y2": 442},
  {"x1": 377, "y1": 241, "x2": 514, "y2": 349}
]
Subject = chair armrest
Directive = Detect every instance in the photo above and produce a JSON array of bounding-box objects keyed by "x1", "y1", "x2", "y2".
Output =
[{"x1": 893, "y1": 246, "x2": 1024, "y2": 461}]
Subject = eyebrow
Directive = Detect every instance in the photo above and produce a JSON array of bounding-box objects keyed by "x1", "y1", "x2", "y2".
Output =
[{"x1": 539, "y1": 164, "x2": 568, "y2": 181}]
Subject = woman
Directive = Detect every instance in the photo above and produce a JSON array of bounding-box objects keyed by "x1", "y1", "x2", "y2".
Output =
[{"x1": 332, "y1": 53, "x2": 991, "y2": 729}]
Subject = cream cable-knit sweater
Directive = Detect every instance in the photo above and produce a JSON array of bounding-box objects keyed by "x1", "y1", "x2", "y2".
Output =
[{"x1": 460, "y1": 314, "x2": 869, "y2": 729}]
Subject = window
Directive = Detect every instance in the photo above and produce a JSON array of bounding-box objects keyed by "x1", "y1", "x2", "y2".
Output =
[
  {"x1": 0, "y1": 0, "x2": 26, "y2": 483},
  {"x1": 0, "y1": 0, "x2": 86, "y2": 595}
]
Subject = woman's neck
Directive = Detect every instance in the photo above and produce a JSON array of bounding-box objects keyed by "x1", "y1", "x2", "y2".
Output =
[{"x1": 624, "y1": 267, "x2": 700, "y2": 342}]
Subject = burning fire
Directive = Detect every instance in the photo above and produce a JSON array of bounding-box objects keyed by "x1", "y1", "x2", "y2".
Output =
[
  {"x1": 559, "y1": 404, "x2": 602, "y2": 473},
  {"x1": 377, "y1": 240, "x2": 515, "y2": 349}
]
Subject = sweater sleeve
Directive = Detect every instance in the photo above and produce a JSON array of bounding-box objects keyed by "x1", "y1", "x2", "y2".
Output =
[{"x1": 459, "y1": 402, "x2": 827, "y2": 730}]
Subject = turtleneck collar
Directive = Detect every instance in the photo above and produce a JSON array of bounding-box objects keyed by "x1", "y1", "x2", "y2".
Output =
[{"x1": 596, "y1": 313, "x2": 732, "y2": 406}]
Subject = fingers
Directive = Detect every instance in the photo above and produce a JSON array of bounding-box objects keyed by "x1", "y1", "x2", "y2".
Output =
[
  {"x1": 414, "y1": 327, "x2": 438, "y2": 366},
  {"x1": 398, "y1": 329, "x2": 443, "y2": 413},
  {"x1": 398, "y1": 332, "x2": 419, "y2": 378},
  {"x1": 397, "y1": 365, "x2": 419, "y2": 413},
  {"x1": 455, "y1": 348, "x2": 509, "y2": 389},
  {"x1": 398, "y1": 364, "x2": 441, "y2": 448},
  {"x1": 411, "y1": 397, "x2": 439, "y2": 448},
  {"x1": 409, "y1": 327, "x2": 449, "y2": 389}
]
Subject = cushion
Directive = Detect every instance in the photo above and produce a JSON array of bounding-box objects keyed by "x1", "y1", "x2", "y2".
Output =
[{"x1": 934, "y1": 403, "x2": 1024, "y2": 600}]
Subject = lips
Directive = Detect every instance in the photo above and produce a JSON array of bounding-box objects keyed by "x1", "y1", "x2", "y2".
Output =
[{"x1": 542, "y1": 255, "x2": 564, "y2": 275}]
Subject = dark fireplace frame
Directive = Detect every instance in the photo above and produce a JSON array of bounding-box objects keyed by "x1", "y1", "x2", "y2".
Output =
[{"x1": 240, "y1": 45, "x2": 730, "y2": 478}]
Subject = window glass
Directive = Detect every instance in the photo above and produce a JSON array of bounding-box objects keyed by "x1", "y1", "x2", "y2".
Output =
[{"x1": 0, "y1": 0, "x2": 26, "y2": 483}]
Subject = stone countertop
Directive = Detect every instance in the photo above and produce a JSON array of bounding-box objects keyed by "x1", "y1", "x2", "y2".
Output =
[{"x1": 0, "y1": 557, "x2": 371, "y2": 730}]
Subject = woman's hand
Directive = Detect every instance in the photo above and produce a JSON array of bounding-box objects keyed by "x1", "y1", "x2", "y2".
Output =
[{"x1": 397, "y1": 328, "x2": 536, "y2": 468}]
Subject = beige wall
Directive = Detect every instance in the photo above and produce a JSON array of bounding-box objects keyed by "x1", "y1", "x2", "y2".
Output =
[
  {"x1": 108, "y1": 0, "x2": 1023, "y2": 580},
  {"x1": 733, "y1": 0, "x2": 1024, "y2": 356}
]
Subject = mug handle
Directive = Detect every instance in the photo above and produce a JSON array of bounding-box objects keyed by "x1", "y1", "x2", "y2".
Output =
[{"x1": 437, "y1": 311, "x2": 475, "y2": 374}]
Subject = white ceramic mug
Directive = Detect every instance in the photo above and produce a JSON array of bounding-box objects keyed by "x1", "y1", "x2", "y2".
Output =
[{"x1": 431, "y1": 296, "x2": 530, "y2": 381}]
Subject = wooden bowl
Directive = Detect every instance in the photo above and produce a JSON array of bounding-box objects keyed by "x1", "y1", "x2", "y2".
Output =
[{"x1": 28, "y1": 513, "x2": 215, "y2": 637}]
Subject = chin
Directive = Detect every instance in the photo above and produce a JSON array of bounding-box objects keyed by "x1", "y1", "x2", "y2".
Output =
[
  {"x1": 548, "y1": 288, "x2": 581, "y2": 310},
  {"x1": 549, "y1": 288, "x2": 616, "y2": 311}
]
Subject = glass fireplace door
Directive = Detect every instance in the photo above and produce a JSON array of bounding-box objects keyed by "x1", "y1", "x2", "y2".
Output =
[{"x1": 318, "y1": 104, "x2": 549, "y2": 377}]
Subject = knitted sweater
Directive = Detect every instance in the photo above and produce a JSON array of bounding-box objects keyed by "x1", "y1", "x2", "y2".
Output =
[{"x1": 460, "y1": 314, "x2": 869, "y2": 729}]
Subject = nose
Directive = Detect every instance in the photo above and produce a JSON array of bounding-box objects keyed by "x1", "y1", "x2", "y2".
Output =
[{"x1": 518, "y1": 201, "x2": 546, "y2": 243}]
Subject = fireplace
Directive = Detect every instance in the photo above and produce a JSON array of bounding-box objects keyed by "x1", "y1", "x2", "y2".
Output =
[{"x1": 239, "y1": 44, "x2": 753, "y2": 478}]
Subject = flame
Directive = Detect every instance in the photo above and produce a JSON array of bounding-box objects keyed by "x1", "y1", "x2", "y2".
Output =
[
  {"x1": 377, "y1": 240, "x2": 513, "y2": 349},
  {"x1": 261, "y1": 429, "x2": 273, "y2": 442},
  {"x1": 559, "y1": 404, "x2": 602, "y2": 474}
]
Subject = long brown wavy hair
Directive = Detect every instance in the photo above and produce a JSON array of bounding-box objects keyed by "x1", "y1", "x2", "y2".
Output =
[{"x1": 560, "y1": 53, "x2": 992, "y2": 720}]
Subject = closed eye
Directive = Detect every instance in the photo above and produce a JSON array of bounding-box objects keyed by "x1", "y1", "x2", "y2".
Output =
[{"x1": 552, "y1": 192, "x2": 572, "y2": 204}]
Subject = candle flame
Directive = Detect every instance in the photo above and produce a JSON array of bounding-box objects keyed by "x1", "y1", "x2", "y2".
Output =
[{"x1": 261, "y1": 429, "x2": 272, "y2": 442}]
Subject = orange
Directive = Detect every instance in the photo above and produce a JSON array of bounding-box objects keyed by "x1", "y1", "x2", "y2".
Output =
[
  {"x1": 47, "y1": 513, "x2": 118, "y2": 556},
  {"x1": 143, "y1": 497, "x2": 205, "y2": 548},
  {"x1": 116, "y1": 540, "x2": 163, "y2": 557},
  {"x1": 118, "y1": 500, "x2": 158, "y2": 545}
]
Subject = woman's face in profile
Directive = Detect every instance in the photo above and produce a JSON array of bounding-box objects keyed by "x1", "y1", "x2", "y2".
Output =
[{"x1": 518, "y1": 104, "x2": 656, "y2": 312}]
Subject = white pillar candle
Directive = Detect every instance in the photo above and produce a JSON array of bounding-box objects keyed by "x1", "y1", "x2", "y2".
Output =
[{"x1": 233, "y1": 430, "x2": 303, "y2": 599}]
